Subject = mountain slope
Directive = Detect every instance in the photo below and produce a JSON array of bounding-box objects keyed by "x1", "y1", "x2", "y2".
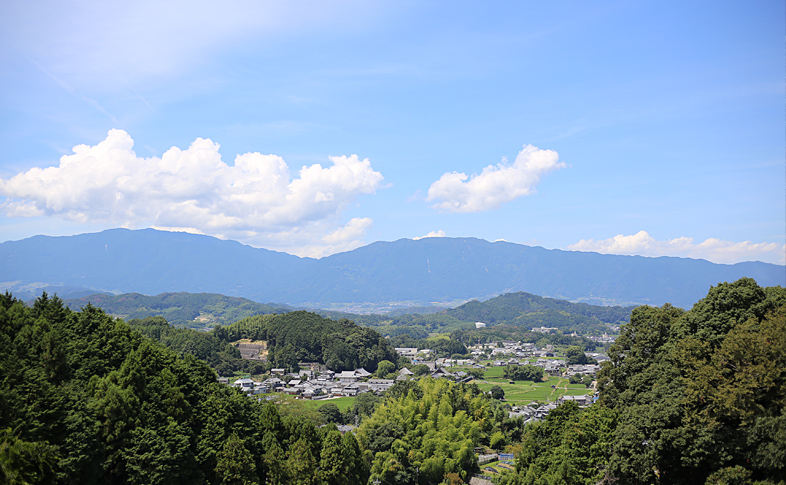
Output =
[
  {"x1": 1, "y1": 228, "x2": 783, "y2": 309},
  {"x1": 445, "y1": 291, "x2": 633, "y2": 327}
]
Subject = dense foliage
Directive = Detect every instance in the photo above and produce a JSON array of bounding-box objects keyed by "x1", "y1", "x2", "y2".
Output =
[
  {"x1": 357, "y1": 378, "x2": 520, "y2": 484},
  {"x1": 127, "y1": 316, "x2": 266, "y2": 376},
  {"x1": 4, "y1": 276, "x2": 784, "y2": 485},
  {"x1": 215, "y1": 311, "x2": 399, "y2": 372},
  {"x1": 503, "y1": 365, "x2": 545, "y2": 382},
  {"x1": 499, "y1": 278, "x2": 786, "y2": 485},
  {"x1": 386, "y1": 334, "x2": 470, "y2": 359},
  {"x1": 0, "y1": 293, "x2": 367, "y2": 484}
]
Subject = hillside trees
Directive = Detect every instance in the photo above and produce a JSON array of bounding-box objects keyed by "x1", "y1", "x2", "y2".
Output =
[
  {"x1": 218, "y1": 311, "x2": 398, "y2": 372},
  {"x1": 497, "y1": 401, "x2": 618, "y2": 485},
  {"x1": 597, "y1": 278, "x2": 786, "y2": 484},
  {"x1": 0, "y1": 292, "x2": 361, "y2": 484},
  {"x1": 496, "y1": 278, "x2": 784, "y2": 485},
  {"x1": 127, "y1": 316, "x2": 262, "y2": 376},
  {"x1": 358, "y1": 378, "x2": 510, "y2": 485}
]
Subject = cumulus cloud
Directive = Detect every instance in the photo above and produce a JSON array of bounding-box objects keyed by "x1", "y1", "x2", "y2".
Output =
[
  {"x1": 413, "y1": 230, "x2": 446, "y2": 240},
  {"x1": 426, "y1": 144, "x2": 565, "y2": 212},
  {"x1": 0, "y1": 129, "x2": 384, "y2": 257},
  {"x1": 567, "y1": 231, "x2": 786, "y2": 265},
  {"x1": 286, "y1": 217, "x2": 374, "y2": 259}
]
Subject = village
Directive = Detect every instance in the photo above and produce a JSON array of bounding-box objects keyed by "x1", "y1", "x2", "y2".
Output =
[{"x1": 221, "y1": 339, "x2": 607, "y2": 428}]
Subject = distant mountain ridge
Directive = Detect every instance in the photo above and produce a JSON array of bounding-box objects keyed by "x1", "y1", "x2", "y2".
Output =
[{"x1": 1, "y1": 228, "x2": 783, "y2": 309}]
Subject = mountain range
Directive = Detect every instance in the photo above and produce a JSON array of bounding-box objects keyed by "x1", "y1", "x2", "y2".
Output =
[{"x1": 1, "y1": 228, "x2": 783, "y2": 310}]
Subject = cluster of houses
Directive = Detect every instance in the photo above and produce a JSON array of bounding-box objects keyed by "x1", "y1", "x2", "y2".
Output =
[
  {"x1": 222, "y1": 362, "x2": 479, "y2": 399},
  {"x1": 221, "y1": 367, "x2": 400, "y2": 399},
  {"x1": 507, "y1": 394, "x2": 595, "y2": 424},
  {"x1": 464, "y1": 341, "x2": 609, "y2": 380},
  {"x1": 467, "y1": 341, "x2": 548, "y2": 359},
  {"x1": 220, "y1": 341, "x2": 609, "y2": 405},
  {"x1": 564, "y1": 363, "x2": 601, "y2": 378},
  {"x1": 221, "y1": 356, "x2": 487, "y2": 399},
  {"x1": 587, "y1": 333, "x2": 616, "y2": 343}
]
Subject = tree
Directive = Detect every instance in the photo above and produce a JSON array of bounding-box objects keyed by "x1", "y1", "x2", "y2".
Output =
[
  {"x1": 565, "y1": 346, "x2": 589, "y2": 365},
  {"x1": 375, "y1": 359, "x2": 396, "y2": 377},
  {"x1": 285, "y1": 437, "x2": 318, "y2": 485},
  {"x1": 342, "y1": 432, "x2": 369, "y2": 485},
  {"x1": 365, "y1": 421, "x2": 404, "y2": 455},
  {"x1": 214, "y1": 432, "x2": 258, "y2": 485},
  {"x1": 0, "y1": 429, "x2": 59, "y2": 485},
  {"x1": 445, "y1": 472, "x2": 465, "y2": 484},
  {"x1": 260, "y1": 432, "x2": 286, "y2": 485},
  {"x1": 345, "y1": 391, "x2": 382, "y2": 424},
  {"x1": 490, "y1": 431, "x2": 508, "y2": 450},
  {"x1": 503, "y1": 365, "x2": 544, "y2": 382},
  {"x1": 317, "y1": 403, "x2": 344, "y2": 425},
  {"x1": 582, "y1": 375, "x2": 594, "y2": 388},
  {"x1": 318, "y1": 429, "x2": 348, "y2": 485},
  {"x1": 465, "y1": 368, "x2": 484, "y2": 380},
  {"x1": 490, "y1": 385, "x2": 505, "y2": 400},
  {"x1": 596, "y1": 279, "x2": 786, "y2": 484}
]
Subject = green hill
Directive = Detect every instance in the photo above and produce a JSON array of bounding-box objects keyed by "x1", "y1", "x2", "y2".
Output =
[{"x1": 217, "y1": 311, "x2": 398, "y2": 372}]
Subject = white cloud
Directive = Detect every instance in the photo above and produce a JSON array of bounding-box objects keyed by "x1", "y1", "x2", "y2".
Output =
[
  {"x1": 426, "y1": 144, "x2": 565, "y2": 212},
  {"x1": 413, "y1": 230, "x2": 446, "y2": 240},
  {"x1": 295, "y1": 217, "x2": 373, "y2": 258},
  {"x1": 0, "y1": 129, "x2": 384, "y2": 257},
  {"x1": 567, "y1": 230, "x2": 786, "y2": 265}
]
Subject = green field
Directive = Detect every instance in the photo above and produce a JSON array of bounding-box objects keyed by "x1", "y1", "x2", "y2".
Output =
[
  {"x1": 299, "y1": 396, "x2": 356, "y2": 412},
  {"x1": 475, "y1": 374, "x2": 592, "y2": 405},
  {"x1": 482, "y1": 365, "x2": 504, "y2": 378}
]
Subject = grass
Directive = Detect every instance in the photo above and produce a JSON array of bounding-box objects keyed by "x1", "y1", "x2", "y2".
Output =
[
  {"x1": 483, "y1": 366, "x2": 505, "y2": 378},
  {"x1": 298, "y1": 396, "x2": 356, "y2": 412},
  {"x1": 475, "y1": 374, "x2": 592, "y2": 405}
]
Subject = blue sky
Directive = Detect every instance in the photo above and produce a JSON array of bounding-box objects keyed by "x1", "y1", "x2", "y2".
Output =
[{"x1": 1, "y1": 0, "x2": 784, "y2": 264}]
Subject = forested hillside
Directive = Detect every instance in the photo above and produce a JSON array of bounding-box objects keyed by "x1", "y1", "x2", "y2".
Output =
[
  {"x1": 126, "y1": 316, "x2": 266, "y2": 376},
  {"x1": 0, "y1": 292, "x2": 523, "y2": 484},
  {"x1": 216, "y1": 311, "x2": 399, "y2": 372},
  {"x1": 0, "y1": 293, "x2": 368, "y2": 484},
  {"x1": 497, "y1": 277, "x2": 786, "y2": 484},
  {"x1": 445, "y1": 292, "x2": 632, "y2": 330},
  {"x1": 69, "y1": 289, "x2": 631, "y2": 340},
  {"x1": 2, "y1": 278, "x2": 784, "y2": 484}
]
